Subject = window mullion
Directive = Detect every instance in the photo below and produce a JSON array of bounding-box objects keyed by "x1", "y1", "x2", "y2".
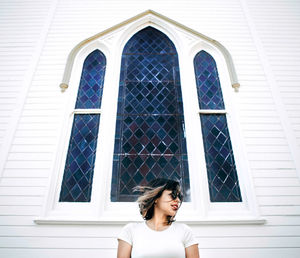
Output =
[
  {"x1": 73, "y1": 109, "x2": 102, "y2": 115},
  {"x1": 59, "y1": 49, "x2": 106, "y2": 203},
  {"x1": 198, "y1": 109, "x2": 227, "y2": 114}
]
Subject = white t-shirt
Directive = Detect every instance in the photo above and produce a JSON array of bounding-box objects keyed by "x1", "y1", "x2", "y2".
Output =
[{"x1": 117, "y1": 222, "x2": 198, "y2": 258}]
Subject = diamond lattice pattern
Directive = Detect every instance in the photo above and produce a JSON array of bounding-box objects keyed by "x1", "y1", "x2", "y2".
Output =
[
  {"x1": 194, "y1": 51, "x2": 225, "y2": 110},
  {"x1": 59, "y1": 114, "x2": 100, "y2": 202},
  {"x1": 75, "y1": 50, "x2": 106, "y2": 109},
  {"x1": 111, "y1": 27, "x2": 190, "y2": 202},
  {"x1": 59, "y1": 50, "x2": 106, "y2": 202},
  {"x1": 194, "y1": 51, "x2": 242, "y2": 202},
  {"x1": 200, "y1": 115, "x2": 242, "y2": 202}
]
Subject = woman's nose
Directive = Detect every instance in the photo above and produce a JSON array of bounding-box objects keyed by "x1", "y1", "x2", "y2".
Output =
[{"x1": 174, "y1": 196, "x2": 181, "y2": 203}]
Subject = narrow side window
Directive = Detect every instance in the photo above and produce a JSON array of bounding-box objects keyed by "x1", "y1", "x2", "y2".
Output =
[
  {"x1": 194, "y1": 50, "x2": 242, "y2": 202},
  {"x1": 59, "y1": 50, "x2": 106, "y2": 202}
]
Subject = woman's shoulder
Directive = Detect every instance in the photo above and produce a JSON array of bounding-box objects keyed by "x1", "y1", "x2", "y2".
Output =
[
  {"x1": 172, "y1": 222, "x2": 193, "y2": 232},
  {"x1": 172, "y1": 222, "x2": 198, "y2": 246},
  {"x1": 121, "y1": 222, "x2": 145, "y2": 231}
]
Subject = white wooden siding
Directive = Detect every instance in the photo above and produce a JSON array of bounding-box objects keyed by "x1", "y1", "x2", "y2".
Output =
[
  {"x1": 245, "y1": 0, "x2": 300, "y2": 173},
  {"x1": 0, "y1": 0, "x2": 54, "y2": 162},
  {"x1": 0, "y1": 0, "x2": 300, "y2": 257}
]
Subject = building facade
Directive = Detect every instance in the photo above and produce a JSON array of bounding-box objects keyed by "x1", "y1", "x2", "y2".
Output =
[{"x1": 0, "y1": 0, "x2": 300, "y2": 257}]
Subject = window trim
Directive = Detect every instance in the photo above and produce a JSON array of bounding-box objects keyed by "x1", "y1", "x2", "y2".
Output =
[
  {"x1": 186, "y1": 43, "x2": 259, "y2": 217},
  {"x1": 36, "y1": 12, "x2": 264, "y2": 225},
  {"x1": 40, "y1": 42, "x2": 112, "y2": 219}
]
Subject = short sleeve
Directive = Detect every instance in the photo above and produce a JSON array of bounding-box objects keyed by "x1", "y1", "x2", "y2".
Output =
[
  {"x1": 182, "y1": 224, "x2": 198, "y2": 248},
  {"x1": 117, "y1": 223, "x2": 133, "y2": 246}
]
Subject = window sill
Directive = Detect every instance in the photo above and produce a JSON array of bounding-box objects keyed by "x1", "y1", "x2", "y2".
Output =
[{"x1": 34, "y1": 216, "x2": 266, "y2": 225}]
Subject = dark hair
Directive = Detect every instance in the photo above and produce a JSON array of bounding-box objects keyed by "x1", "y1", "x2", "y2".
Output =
[{"x1": 134, "y1": 178, "x2": 183, "y2": 225}]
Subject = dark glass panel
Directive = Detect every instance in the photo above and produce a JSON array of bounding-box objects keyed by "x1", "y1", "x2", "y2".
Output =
[
  {"x1": 59, "y1": 114, "x2": 100, "y2": 202},
  {"x1": 75, "y1": 50, "x2": 106, "y2": 109},
  {"x1": 194, "y1": 51, "x2": 225, "y2": 110},
  {"x1": 126, "y1": 55, "x2": 174, "y2": 82},
  {"x1": 120, "y1": 114, "x2": 181, "y2": 155},
  {"x1": 124, "y1": 81, "x2": 179, "y2": 115},
  {"x1": 59, "y1": 49, "x2": 106, "y2": 202},
  {"x1": 194, "y1": 50, "x2": 242, "y2": 202},
  {"x1": 200, "y1": 114, "x2": 242, "y2": 202},
  {"x1": 111, "y1": 27, "x2": 190, "y2": 201},
  {"x1": 124, "y1": 27, "x2": 176, "y2": 54},
  {"x1": 111, "y1": 154, "x2": 188, "y2": 202}
]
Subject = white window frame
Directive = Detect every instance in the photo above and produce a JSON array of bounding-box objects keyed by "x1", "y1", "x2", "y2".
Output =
[
  {"x1": 184, "y1": 43, "x2": 258, "y2": 220},
  {"x1": 36, "y1": 12, "x2": 264, "y2": 225}
]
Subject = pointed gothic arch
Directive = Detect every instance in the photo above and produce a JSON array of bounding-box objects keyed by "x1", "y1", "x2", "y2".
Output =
[
  {"x1": 38, "y1": 10, "x2": 261, "y2": 224},
  {"x1": 110, "y1": 26, "x2": 191, "y2": 202},
  {"x1": 59, "y1": 10, "x2": 240, "y2": 92}
]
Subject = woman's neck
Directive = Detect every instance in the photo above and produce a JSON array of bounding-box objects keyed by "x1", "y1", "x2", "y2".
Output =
[{"x1": 147, "y1": 212, "x2": 170, "y2": 231}]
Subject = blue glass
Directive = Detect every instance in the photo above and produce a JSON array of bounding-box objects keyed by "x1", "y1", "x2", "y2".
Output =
[
  {"x1": 194, "y1": 51, "x2": 242, "y2": 202},
  {"x1": 59, "y1": 50, "x2": 106, "y2": 202},
  {"x1": 111, "y1": 27, "x2": 190, "y2": 202},
  {"x1": 194, "y1": 51, "x2": 225, "y2": 110},
  {"x1": 200, "y1": 115, "x2": 242, "y2": 202},
  {"x1": 75, "y1": 50, "x2": 106, "y2": 109},
  {"x1": 59, "y1": 114, "x2": 100, "y2": 202}
]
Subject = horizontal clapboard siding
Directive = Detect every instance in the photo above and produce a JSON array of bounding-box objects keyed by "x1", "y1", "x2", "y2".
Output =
[
  {"x1": 242, "y1": 4, "x2": 300, "y2": 252},
  {"x1": 246, "y1": 0, "x2": 300, "y2": 153},
  {"x1": 0, "y1": 0, "x2": 52, "y2": 151},
  {"x1": 1, "y1": 249, "x2": 300, "y2": 258},
  {"x1": 0, "y1": 0, "x2": 300, "y2": 257}
]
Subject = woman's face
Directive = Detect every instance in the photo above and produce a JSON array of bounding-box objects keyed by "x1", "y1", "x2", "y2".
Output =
[{"x1": 154, "y1": 189, "x2": 182, "y2": 217}]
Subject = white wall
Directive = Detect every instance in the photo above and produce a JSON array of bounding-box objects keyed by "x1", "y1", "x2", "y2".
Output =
[{"x1": 0, "y1": 0, "x2": 300, "y2": 257}]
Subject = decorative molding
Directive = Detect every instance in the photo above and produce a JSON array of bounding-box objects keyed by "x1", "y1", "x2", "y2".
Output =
[
  {"x1": 232, "y1": 82, "x2": 240, "y2": 92},
  {"x1": 59, "y1": 9, "x2": 240, "y2": 92},
  {"x1": 44, "y1": 9, "x2": 254, "y2": 222},
  {"x1": 60, "y1": 83, "x2": 68, "y2": 92}
]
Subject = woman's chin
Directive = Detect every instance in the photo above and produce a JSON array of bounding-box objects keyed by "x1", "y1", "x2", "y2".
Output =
[{"x1": 168, "y1": 210, "x2": 177, "y2": 217}]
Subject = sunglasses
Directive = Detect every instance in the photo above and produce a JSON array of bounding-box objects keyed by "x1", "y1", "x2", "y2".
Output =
[{"x1": 170, "y1": 190, "x2": 183, "y2": 202}]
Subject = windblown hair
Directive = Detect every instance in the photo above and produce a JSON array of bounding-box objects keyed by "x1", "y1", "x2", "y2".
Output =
[{"x1": 134, "y1": 178, "x2": 183, "y2": 225}]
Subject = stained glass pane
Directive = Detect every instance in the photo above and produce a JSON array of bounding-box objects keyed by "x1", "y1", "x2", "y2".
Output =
[
  {"x1": 59, "y1": 114, "x2": 100, "y2": 202},
  {"x1": 59, "y1": 50, "x2": 106, "y2": 202},
  {"x1": 75, "y1": 50, "x2": 106, "y2": 109},
  {"x1": 194, "y1": 50, "x2": 242, "y2": 202},
  {"x1": 111, "y1": 27, "x2": 190, "y2": 202},
  {"x1": 200, "y1": 115, "x2": 242, "y2": 202},
  {"x1": 194, "y1": 51, "x2": 225, "y2": 110}
]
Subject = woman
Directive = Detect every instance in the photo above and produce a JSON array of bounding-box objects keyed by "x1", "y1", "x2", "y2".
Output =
[{"x1": 117, "y1": 178, "x2": 200, "y2": 258}]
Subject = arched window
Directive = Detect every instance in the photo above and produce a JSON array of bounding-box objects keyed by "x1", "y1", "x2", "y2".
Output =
[
  {"x1": 38, "y1": 11, "x2": 262, "y2": 224},
  {"x1": 59, "y1": 50, "x2": 106, "y2": 202},
  {"x1": 110, "y1": 27, "x2": 191, "y2": 202},
  {"x1": 194, "y1": 50, "x2": 242, "y2": 202}
]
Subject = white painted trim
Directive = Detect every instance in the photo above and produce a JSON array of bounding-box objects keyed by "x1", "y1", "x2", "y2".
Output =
[
  {"x1": 40, "y1": 10, "x2": 262, "y2": 224},
  {"x1": 72, "y1": 109, "x2": 102, "y2": 114},
  {"x1": 34, "y1": 217, "x2": 266, "y2": 225},
  {"x1": 183, "y1": 42, "x2": 260, "y2": 219},
  {"x1": 41, "y1": 42, "x2": 111, "y2": 218},
  {"x1": 59, "y1": 10, "x2": 240, "y2": 92},
  {"x1": 199, "y1": 110, "x2": 227, "y2": 114},
  {"x1": 0, "y1": 0, "x2": 59, "y2": 179}
]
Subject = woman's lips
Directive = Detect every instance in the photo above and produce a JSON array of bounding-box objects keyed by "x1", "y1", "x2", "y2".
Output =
[{"x1": 171, "y1": 204, "x2": 178, "y2": 211}]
